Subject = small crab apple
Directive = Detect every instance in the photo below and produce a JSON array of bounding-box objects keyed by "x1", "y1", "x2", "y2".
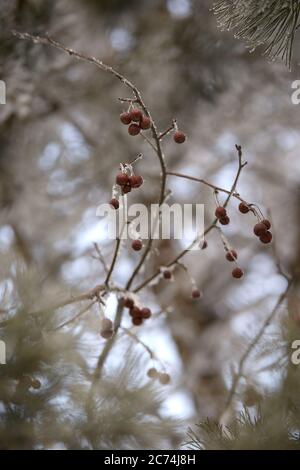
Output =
[
  {"x1": 132, "y1": 239, "x2": 143, "y2": 251},
  {"x1": 163, "y1": 269, "x2": 172, "y2": 280},
  {"x1": 128, "y1": 123, "x2": 141, "y2": 136},
  {"x1": 120, "y1": 112, "x2": 132, "y2": 125},
  {"x1": 132, "y1": 317, "x2": 143, "y2": 326},
  {"x1": 261, "y1": 219, "x2": 271, "y2": 230},
  {"x1": 110, "y1": 198, "x2": 119, "y2": 210},
  {"x1": 116, "y1": 173, "x2": 128, "y2": 186},
  {"x1": 140, "y1": 115, "x2": 151, "y2": 130},
  {"x1": 226, "y1": 250, "x2": 238, "y2": 262},
  {"x1": 131, "y1": 306, "x2": 142, "y2": 318},
  {"x1": 173, "y1": 130, "x2": 186, "y2": 144},
  {"x1": 219, "y1": 216, "x2": 230, "y2": 226},
  {"x1": 254, "y1": 223, "x2": 267, "y2": 237},
  {"x1": 147, "y1": 367, "x2": 158, "y2": 379},
  {"x1": 192, "y1": 288, "x2": 202, "y2": 299},
  {"x1": 130, "y1": 108, "x2": 143, "y2": 122},
  {"x1": 215, "y1": 206, "x2": 227, "y2": 219},
  {"x1": 158, "y1": 372, "x2": 171, "y2": 385},
  {"x1": 239, "y1": 202, "x2": 250, "y2": 214},
  {"x1": 124, "y1": 297, "x2": 134, "y2": 309},
  {"x1": 259, "y1": 231, "x2": 273, "y2": 244},
  {"x1": 129, "y1": 175, "x2": 143, "y2": 188},
  {"x1": 141, "y1": 307, "x2": 152, "y2": 319},
  {"x1": 232, "y1": 267, "x2": 244, "y2": 279}
]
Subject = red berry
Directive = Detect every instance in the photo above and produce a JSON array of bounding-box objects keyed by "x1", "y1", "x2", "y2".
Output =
[
  {"x1": 110, "y1": 198, "x2": 119, "y2": 210},
  {"x1": 124, "y1": 297, "x2": 134, "y2": 309},
  {"x1": 141, "y1": 307, "x2": 152, "y2": 319},
  {"x1": 132, "y1": 239, "x2": 143, "y2": 251},
  {"x1": 262, "y1": 219, "x2": 271, "y2": 230},
  {"x1": 226, "y1": 250, "x2": 238, "y2": 262},
  {"x1": 120, "y1": 112, "x2": 132, "y2": 125},
  {"x1": 130, "y1": 108, "x2": 143, "y2": 122},
  {"x1": 128, "y1": 123, "x2": 141, "y2": 136},
  {"x1": 140, "y1": 116, "x2": 151, "y2": 130},
  {"x1": 116, "y1": 173, "x2": 129, "y2": 186},
  {"x1": 173, "y1": 130, "x2": 186, "y2": 144},
  {"x1": 158, "y1": 373, "x2": 171, "y2": 385},
  {"x1": 215, "y1": 206, "x2": 227, "y2": 219},
  {"x1": 254, "y1": 223, "x2": 267, "y2": 237},
  {"x1": 219, "y1": 216, "x2": 230, "y2": 225},
  {"x1": 129, "y1": 175, "x2": 143, "y2": 188},
  {"x1": 131, "y1": 306, "x2": 142, "y2": 318},
  {"x1": 239, "y1": 202, "x2": 250, "y2": 214},
  {"x1": 163, "y1": 270, "x2": 172, "y2": 279},
  {"x1": 122, "y1": 184, "x2": 132, "y2": 194},
  {"x1": 147, "y1": 367, "x2": 158, "y2": 379},
  {"x1": 232, "y1": 267, "x2": 244, "y2": 279},
  {"x1": 259, "y1": 231, "x2": 272, "y2": 244},
  {"x1": 192, "y1": 288, "x2": 201, "y2": 299},
  {"x1": 132, "y1": 317, "x2": 143, "y2": 326}
]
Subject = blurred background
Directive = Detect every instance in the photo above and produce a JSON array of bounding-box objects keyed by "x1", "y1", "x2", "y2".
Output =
[{"x1": 0, "y1": 0, "x2": 300, "y2": 450}]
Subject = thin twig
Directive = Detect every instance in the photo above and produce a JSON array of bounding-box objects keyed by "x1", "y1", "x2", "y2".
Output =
[
  {"x1": 53, "y1": 300, "x2": 97, "y2": 331},
  {"x1": 220, "y1": 278, "x2": 293, "y2": 421}
]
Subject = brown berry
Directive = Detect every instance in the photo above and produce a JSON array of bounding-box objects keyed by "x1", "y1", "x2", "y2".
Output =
[
  {"x1": 124, "y1": 297, "x2": 134, "y2": 309},
  {"x1": 110, "y1": 198, "x2": 119, "y2": 210},
  {"x1": 215, "y1": 206, "x2": 227, "y2": 219},
  {"x1": 163, "y1": 270, "x2": 172, "y2": 280},
  {"x1": 141, "y1": 307, "x2": 152, "y2": 319},
  {"x1": 173, "y1": 130, "x2": 186, "y2": 144},
  {"x1": 120, "y1": 112, "x2": 132, "y2": 125},
  {"x1": 116, "y1": 173, "x2": 129, "y2": 186},
  {"x1": 232, "y1": 267, "x2": 244, "y2": 279},
  {"x1": 262, "y1": 219, "x2": 271, "y2": 230},
  {"x1": 140, "y1": 116, "x2": 151, "y2": 130},
  {"x1": 259, "y1": 231, "x2": 272, "y2": 244},
  {"x1": 101, "y1": 318, "x2": 113, "y2": 331},
  {"x1": 254, "y1": 223, "x2": 267, "y2": 237},
  {"x1": 131, "y1": 306, "x2": 142, "y2": 318},
  {"x1": 100, "y1": 329, "x2": 113, "y2": 339},
  {"x1": 158, "y1": 372, "x2": 171, "y2": 385},
  {"x1": 132, "y1": 239, "x2": 143, "y2": 251},
  {"x1": 192, "y1": 288, "x2": 201, "y2": 299},
  {"x1": 128, "y1": 123, "x2": 141, "y2": 136},
  {"x1": 239, "y1": 202, "x2": 250, "y2": 214},
  {"x1": 130, "y1": 108, "x2": 143, "y2": 122},
  {"x1": 219, "y1": 216, "x2": 230, "y2": 225},
  {"x1": 147, "y1": 367, "x2": 158, "y2": 379},
  {"x1": 132, "y1": 317, "x2": 143, "y2": 326},
  {"x1": 129, "y1": 175, "x2": 143, "y2": 188},
  {"x1": 226, "y1": 250, "x2": 238, "y2": 262}
]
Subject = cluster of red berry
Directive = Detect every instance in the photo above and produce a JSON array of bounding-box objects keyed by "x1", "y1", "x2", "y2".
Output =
[
  {"x1": 120, "y1": 107, "x2": 151, "y2": 136},
  {"x1": 215, "y1": 206, "x2": 230, "y2": 226},
  {"x1": 116, "y1": 172, "x2": 144, "y2": 195},
  {"x1": 238, "y1": 202, "x2": 272, "y2": 244},
  {"x1": 123, "y1": 297, "x2": 152, "y2": 326},
  {"x1": 147, "y1": 367, "x2": 171, "y2": 385}
]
